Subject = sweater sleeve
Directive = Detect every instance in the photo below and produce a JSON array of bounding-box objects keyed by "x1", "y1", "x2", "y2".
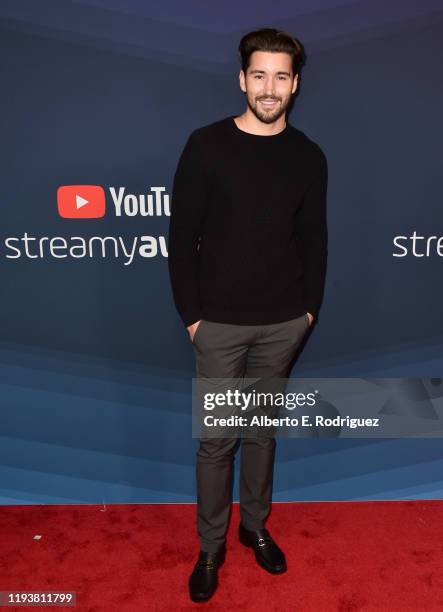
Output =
[
  {"x1": 167, "y1": 130, "x2": 211, "y2": 328},
  {"x1": 294, "y1": 148, "x2": 328, "y2": 321}
]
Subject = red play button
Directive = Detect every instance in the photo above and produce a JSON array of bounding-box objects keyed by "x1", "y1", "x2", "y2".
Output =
[{"x1": 57, "y1": 185, "x2": 106, "y2": 218}]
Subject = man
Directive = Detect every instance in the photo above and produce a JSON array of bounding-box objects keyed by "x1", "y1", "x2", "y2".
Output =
[{"x1": 168, "y1": 28, "x2": 328, "y2": 603}]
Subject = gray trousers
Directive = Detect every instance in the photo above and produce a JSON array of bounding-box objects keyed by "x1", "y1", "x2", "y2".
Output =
[{"x1": 192, "y1": 313, "x2": 310, "y2": 552}]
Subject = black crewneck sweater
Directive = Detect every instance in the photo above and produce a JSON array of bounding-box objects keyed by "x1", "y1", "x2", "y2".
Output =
[{"x1": 167, "y1": 115, "x2": 328, "y2": 328}]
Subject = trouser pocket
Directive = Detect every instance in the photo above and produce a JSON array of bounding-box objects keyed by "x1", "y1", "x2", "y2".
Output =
[{"x1": 192, "y1": 319, "x2": 206, "y2": 345}]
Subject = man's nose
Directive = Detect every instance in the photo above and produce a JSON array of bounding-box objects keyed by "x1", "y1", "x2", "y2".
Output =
[{"x1": 263, "y1": 79, "x2": 275, "y2": 97}]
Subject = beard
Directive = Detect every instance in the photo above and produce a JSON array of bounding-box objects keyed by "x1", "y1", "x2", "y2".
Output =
[{"x1": 246, "y1": 94, "x2": 290, "y2": 125}]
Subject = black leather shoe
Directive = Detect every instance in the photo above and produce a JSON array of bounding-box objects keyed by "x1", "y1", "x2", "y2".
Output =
[
  {"x1": 188, "y1": 545, "x2": 226, "y2": 603},
  {"x1": 239, "y1": 523, "x2": 287, "y2": 574}
]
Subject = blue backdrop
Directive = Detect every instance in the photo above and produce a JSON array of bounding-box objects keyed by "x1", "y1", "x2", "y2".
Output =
[{"x1": 1, "y1": 0, "x2": 443, "y2": 504}]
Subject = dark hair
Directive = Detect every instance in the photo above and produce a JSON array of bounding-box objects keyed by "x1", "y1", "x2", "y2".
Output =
[{"x1": 238, "y1": 28, "x2": 305, "y2": 77}]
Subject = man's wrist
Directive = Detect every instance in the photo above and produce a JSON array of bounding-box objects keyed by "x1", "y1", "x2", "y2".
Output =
[{"x1": 183, "y1": 312, "x2": 202, "y2": 329}]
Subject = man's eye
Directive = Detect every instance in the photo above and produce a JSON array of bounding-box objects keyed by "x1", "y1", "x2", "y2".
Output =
[{"x1": 253, "y1": 75, "x2": 287, "y2": 80}]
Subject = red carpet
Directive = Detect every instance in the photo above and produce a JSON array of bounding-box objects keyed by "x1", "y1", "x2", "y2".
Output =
[{"x1": 1, "y1": 500, "x2": 443, "y2": 610}]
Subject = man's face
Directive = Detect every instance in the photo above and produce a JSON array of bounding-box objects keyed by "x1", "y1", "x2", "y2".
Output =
[{"x1": 239, "y1": 51, "x2": 298, "y2": 124}]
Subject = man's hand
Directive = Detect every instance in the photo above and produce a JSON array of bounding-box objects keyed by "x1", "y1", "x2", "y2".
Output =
[
  {"x1": 307, "y1": 312, "x2": 314, "y2": 326},
  {"x1": 187, "y1": 320, "x2": 202, "y2": 342}
]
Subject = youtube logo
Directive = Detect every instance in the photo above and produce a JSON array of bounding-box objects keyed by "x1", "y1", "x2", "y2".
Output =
[{"x1": 57, "y1": 185, "x2": 105, "y2": 218}]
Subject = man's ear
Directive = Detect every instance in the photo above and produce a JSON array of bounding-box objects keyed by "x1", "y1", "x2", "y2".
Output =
[
  {"x1": 292, "y1": 73, "x2": 298, "y2": 95},
  {"x1": 239, "y1": 70, "x2": 246, "y2": 93}
]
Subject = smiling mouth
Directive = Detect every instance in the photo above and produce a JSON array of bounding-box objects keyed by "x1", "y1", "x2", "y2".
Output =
[{"x1": 259, "y1": 99, "x2": 279, "y2": 107}]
